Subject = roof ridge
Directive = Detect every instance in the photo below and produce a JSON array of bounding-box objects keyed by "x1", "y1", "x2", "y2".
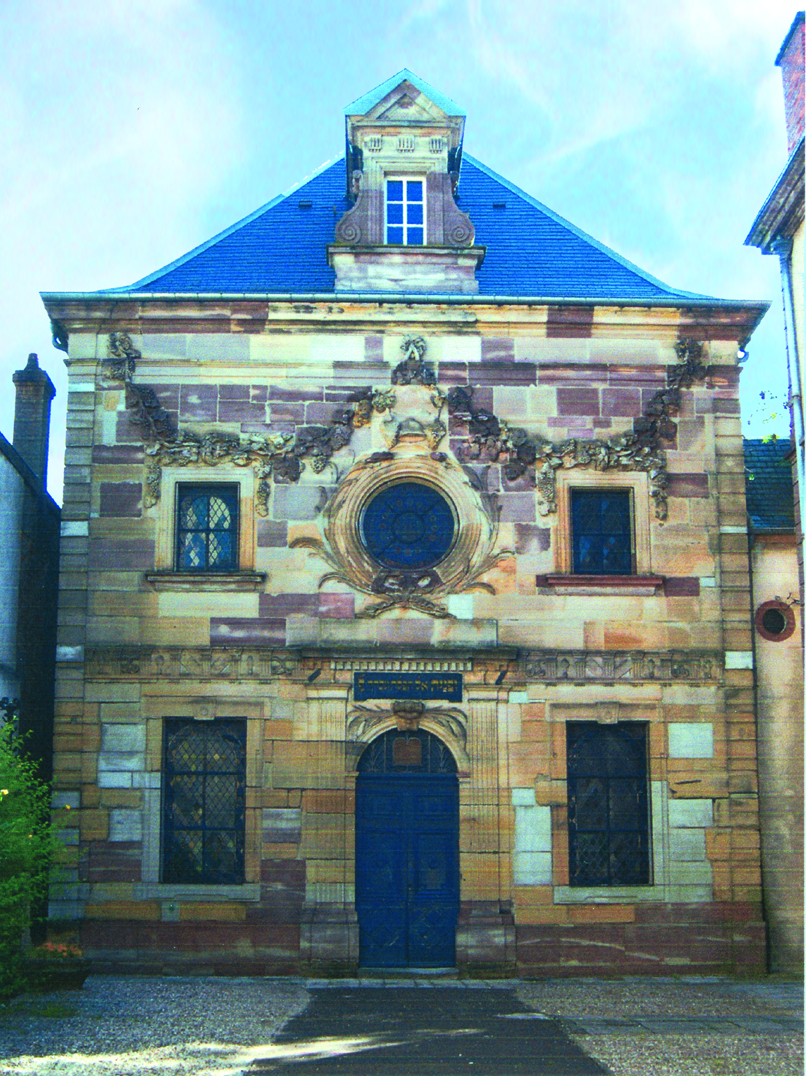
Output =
[
  {"x1": 111, "y1": 155, "x2": 343, "y2": 293},
  {"x1": 463, "y1": 153, "x2": 713, "y2": 300}
]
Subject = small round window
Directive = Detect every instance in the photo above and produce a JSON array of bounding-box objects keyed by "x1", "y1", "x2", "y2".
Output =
[
  {"x1": 360, "y1": 482, "x2": 455, "y2": 571},
  {"x1": 755, "y1": 600, "x2": 796, "y2": 642}
]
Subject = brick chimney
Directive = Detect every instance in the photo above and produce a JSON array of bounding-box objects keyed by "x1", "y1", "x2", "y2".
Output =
[
  {"x1": 777, "y1": 11, "x2": 805, "y2": 155},
  {"x1": 12, "y1": 353, "x2": 56, "y2": 484}
]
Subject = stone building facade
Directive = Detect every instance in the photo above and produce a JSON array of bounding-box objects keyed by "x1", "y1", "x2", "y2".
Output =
[{"x1": 42, "y1": 72, "x2": 772, "y2": 976}]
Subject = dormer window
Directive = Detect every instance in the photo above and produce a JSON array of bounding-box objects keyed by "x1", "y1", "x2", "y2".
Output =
[{"x1": 386, "y1": 178, "x2": 425, "y2": 245}]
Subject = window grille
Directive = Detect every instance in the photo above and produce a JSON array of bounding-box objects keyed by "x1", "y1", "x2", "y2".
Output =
[
  {"x1": 571, "y1": 489, "x2": 633, "y2": 574},
  {"x1": 162, "y1": 718, "x2": 246, "y2": 884},
  {"x1": 566, "y1": 722, "x2": 650, "y2": 886},
  {"x1": 175, "y1": 484, "x2": 238, "y2": 572}
]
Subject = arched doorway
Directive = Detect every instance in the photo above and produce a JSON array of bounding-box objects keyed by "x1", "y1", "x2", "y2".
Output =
[{"x1": 355, "y1": 728, "x2": 459, "y2": 968}]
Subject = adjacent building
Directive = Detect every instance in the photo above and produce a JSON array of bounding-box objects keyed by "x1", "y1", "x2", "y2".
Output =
[
  {"x1": 744, "y1": 439, "x2": 803, "y2": 974},
  {"x1": 745, "y1": 11, "x2": 804, "y2": 977},
  {"x1": 42, "y1": 72, "x2": 772, "y2": 976},
  {"x1": 0, "y1": 354, "x2": 60, "y2": 777},
  {"x1": 746, "y1": 11, "x2": 805, "y2": 586}
]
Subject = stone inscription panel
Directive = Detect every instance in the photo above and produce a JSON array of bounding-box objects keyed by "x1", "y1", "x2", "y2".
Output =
[{"x1": 354, "y1": 672, "x2": 463, "y2": 702}]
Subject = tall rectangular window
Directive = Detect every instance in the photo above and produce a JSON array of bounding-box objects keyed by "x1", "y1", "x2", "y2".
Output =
[
  {"x1": 175, "y1": 484, "x2": 238, "y2": 572},
  {"x1": 566, "y1": 722, "x2": 650, "y2": 887},
  {"x1": 162, "y1": 718, "x2": 246, "y2": 885},
  {"x1": 571, "y1": 489, "x2": 633, "y2": 574},
  {"x1": 386, "y1": 178, "x2": 425, "y2": 245}
]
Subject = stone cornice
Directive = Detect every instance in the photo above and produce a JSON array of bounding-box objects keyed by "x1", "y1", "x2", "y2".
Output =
[{"x1": 40, "y1": 294, "x2": 769, "y2": 341}]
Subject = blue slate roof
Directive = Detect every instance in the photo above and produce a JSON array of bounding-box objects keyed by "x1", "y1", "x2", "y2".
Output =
[
  {"x1": 744, "y1": 438, "x2": 796, "y2": 531},
  {"x1": 118, "y1": 154, "x2": 712, "y2": 301}
]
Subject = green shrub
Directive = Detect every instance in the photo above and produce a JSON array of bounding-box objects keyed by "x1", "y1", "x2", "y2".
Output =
[{"x1": 0, "y1": 715, "x2": 56, "y2": 1000}]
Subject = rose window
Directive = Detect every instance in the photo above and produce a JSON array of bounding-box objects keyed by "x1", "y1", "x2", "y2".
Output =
[{"x1": 360, "y1": 482, "x2": 455, "y2": 570}]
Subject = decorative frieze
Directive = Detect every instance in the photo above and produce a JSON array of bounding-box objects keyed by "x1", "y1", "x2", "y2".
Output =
[
  {"x1": 86, "y1": 647, "x2": 297, "y2": 680},
  {"x1": 331, "y1": 658, "x2": 473, "y2": 672},
  {"x1": 86, "y1": 646, "x2": 720, "y2": 684},
  {"x1": 524, "y1": 649, "x2": 721, "y2": 683}
]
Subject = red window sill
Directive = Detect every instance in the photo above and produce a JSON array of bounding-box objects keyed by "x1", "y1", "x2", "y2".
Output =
[{"x1": 536, "y1": 574, "x2": 665, "y2": 596}]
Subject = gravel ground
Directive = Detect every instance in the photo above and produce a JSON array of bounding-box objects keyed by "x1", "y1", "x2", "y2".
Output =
[
  {"x1": 0, "y1": 975, "x2": 801, "y2": 1076},
  {"x1": 0, "y1": 977, "x2": 308, "y2": 1076},
  {"x1": 515, "y1": 977, "x2": 802, "y2": 1018},
  {"x1": 516, "y1": 978, "x2": 804, "y2": 1076},
  {"x1": 567, "y1": 1034, "x2": 803, "y2": 1076}
]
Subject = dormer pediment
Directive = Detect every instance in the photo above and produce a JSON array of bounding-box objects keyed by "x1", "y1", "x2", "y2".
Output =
[
  {"x1": 344, "y1": 70, "x2": 466, "y2": 151},
  {"x1": 331, "y1": 71, "x2": 483, "y2": 294},
  {"x1": 374, "y1": 93, "x2": 440, "y2": 125}
]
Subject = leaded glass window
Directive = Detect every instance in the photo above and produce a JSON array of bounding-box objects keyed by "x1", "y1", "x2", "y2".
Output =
[
  {"x1": 571, "y1": 489, "x2": 633, "y2": 575},
  {"x1": 162, "y1": 718, "x2": 246, "y2": 884},
  {"x1": 567, "y1": 722, "x2": 650, "y2": 887},
  {"x1": 360, "y1": 482, "x2": 455, "y2": 571},
  {"x1": 386, "y1": 178, "x2": 425, "y2": 245},
  {"x1": 176, "y1": 484, "x2": 238, "y2": 572}
]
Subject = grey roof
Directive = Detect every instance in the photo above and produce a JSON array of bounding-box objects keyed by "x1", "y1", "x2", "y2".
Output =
[{"x1": 744, "y1": 437, "x2": 796, "y2": 531}]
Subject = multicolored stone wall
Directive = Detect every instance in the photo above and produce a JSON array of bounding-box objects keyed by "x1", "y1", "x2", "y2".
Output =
[{"x1": 49, "y1": 315, "x2": 766, "y2": 976}]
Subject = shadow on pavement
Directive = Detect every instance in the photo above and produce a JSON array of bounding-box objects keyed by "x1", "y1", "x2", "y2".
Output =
[{"x1": 248, "y1": 986, "x2": 609, "y2": 1075}]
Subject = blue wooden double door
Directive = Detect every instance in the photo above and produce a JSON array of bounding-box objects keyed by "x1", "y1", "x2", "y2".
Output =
[{"x1": 355, "y1": 730, "x2": 459, "y2": 967}]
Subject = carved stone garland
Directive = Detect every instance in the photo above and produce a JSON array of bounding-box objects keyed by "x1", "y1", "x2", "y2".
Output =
[
  {"x1": 291, "y1": 451, "x2": 511, "y2": 620},
  {"x1": 103, "y1": 333, "x2": 398, "y2": 516},
  {"x1": 449, "y1": 339, "x2": 709, "y2": 521}
]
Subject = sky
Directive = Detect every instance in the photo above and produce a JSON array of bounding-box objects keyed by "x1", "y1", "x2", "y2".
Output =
[{"x1": 1, "y1": 0, "x2": 799, "y2": 501}]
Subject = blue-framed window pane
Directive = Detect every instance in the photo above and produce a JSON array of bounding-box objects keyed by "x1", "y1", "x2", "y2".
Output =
[
  {"x1": 385, "y1": 178, "x2": 426, "y2": 245},
  {"x1": 571, "y1": 489, "x2": 632, "y2": 575},
  {"x1": 176, "y1": 484, "x2": 238, "y2": 572},
  {"x1": 408, "y1": 203, "x2": 424, "y2": 225},
  {"x1": 162, "y1": 718, "x2": 246, "y2": 885}
]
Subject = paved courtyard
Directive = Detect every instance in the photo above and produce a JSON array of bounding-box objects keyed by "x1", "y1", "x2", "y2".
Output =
[{"x1": 0, "y1": 975, "x2": 801, "y2": 1075}]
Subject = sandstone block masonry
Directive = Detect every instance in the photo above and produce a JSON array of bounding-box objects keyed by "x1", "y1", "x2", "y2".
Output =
[{"x1": 41, "y1": 306, "x2": 768, "y2": 977}]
